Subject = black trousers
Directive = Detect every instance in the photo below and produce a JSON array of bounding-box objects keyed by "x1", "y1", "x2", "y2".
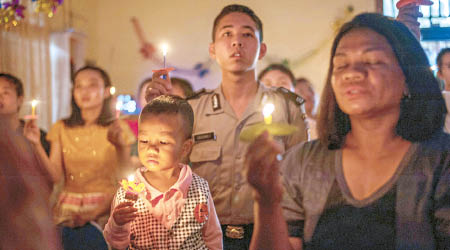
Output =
[{"x1": 221, "y1": 224, "x2": 254, "y2": 250}]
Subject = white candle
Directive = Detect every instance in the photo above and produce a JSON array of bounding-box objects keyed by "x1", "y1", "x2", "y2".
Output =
[{"x1": 161, "y1": 43, "x2": 168, "y2": 68}]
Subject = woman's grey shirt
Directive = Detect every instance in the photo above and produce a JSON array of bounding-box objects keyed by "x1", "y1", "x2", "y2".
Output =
[{"x1": 281, "y1": 132, "x2": 450, "y2": 250}]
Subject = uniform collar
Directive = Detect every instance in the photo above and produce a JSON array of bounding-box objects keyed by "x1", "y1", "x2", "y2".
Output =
[{"x1": 208, "y1": 83, "x2": 268, "y2": 120}]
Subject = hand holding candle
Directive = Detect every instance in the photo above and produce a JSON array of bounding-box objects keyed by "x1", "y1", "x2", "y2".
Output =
[
  {"x1": 24, "y1": 99, "x2": 39, "y2": 120},
  {"x1": 154, "y1": 43, "x2": 172, "y2": 80}
]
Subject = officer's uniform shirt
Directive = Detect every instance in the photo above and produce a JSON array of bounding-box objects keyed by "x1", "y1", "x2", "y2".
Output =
[{"x1": 187, "y1": 84, "x2": 308, "y2": 225}]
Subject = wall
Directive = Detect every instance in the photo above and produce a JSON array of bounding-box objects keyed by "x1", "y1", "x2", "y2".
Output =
[{"x1": 69, "y1": 0, "x2": 376, "y2": 97}]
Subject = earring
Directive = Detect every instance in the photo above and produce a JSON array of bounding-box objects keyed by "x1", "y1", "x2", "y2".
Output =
[{"x1": 402, "y1": 91, "x2": 411, "y2": 99}]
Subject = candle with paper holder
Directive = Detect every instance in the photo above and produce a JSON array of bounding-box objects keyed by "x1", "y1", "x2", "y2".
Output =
[
  {"x1": 151, "y1": 43, "x2": 174, "y2": 80},
  {"x1": 239, "y1": 102, "x2": 298, "y2": 142},
  {"x1": 121, "y1": 174, "x2": 145, "y2": 201},
  {"x1": 24, "y1": 99, "x2": 39, "y2": 119}
]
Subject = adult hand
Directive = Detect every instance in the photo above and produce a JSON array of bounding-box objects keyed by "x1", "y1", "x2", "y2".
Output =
[
  {"x1": 396, "y1": 1, "x2": 432, "y2": 39},
  {"x1": 245, "y1": 131, "x2": 284, "y2": 206},
  {"x1": 140, "y1": 42, "x2": 156, "y2": 59},
  {"x1": 107, "y1": 120, "x2": 127, "y2": 148},
  {"x1": 113, "y1": 202, "x2": 138, "y2": 226},
  {"x1": 23, "y1": 119, "x2": 41, "y2": 146},
  {"x1": 144, "y1": 70, "x2": 173, "y2": 103}
]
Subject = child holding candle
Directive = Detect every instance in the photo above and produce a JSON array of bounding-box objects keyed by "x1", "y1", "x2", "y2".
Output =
[
  {"x1": 27, "y1": 66, "x2": 135, "y2": 250},
  {"x1": 103, "y1": 95, "x2": 222, "y2": 250}
]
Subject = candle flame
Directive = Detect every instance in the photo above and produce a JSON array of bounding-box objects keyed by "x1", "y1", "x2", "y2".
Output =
[
  {"x1": 110, "y1": 86, "x2": 116, "y2": 95},
  {"x1": 263, "y1": 103, "x2": 274, "y2": 125},
  {"x1": 31, "y1": 99, "x2": 38, "y2": 108},
  {"x1": 263, "y1": 103, "x2": 275, "y2": 118},
  {"x1": 127, "y1": 174, "x2": 135, "y2": 182},
  {"x1": 161, "y1": 43, "x2": 168, "y2": 56},
  {"x1": 116, "y1": 100, "x2": 123, "y2": 111}
]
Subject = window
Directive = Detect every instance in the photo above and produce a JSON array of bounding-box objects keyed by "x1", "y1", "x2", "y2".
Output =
[
  {"x1": 384, "y1": 0, "x2": 450, "y2": 28},
  {"x1": 384, "y1": 0, "x2": 450, "y2": 72}
]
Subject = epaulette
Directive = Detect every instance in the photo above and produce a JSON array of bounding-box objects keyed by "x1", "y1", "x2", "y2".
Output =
[
  {"x1": 186, "y1": 88, "x2": 213, "y2": 100},
  {"x1": 276, "y1": 87, "x2": 305, "y2": 106}
]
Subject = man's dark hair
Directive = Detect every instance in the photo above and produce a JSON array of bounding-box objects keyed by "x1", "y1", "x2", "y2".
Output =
[
  {"x1": 0, "y1": 73, "x2": 24, "y2": 97},
  {"x1": 212, "y1": 4, "x2": 263, "y2": 42},
  {"x1": 140, "y1": 95, "x2": 194, "y2": 139},
  {"x1": 437, "y1": 48, "x2": 450, "y2": 69},
  {"x1": 317, "y1": 13, "x2": 446, "y2": 149},
  {"x1": 257, "y1": 64, "x2": 295, "y2": 86},
  {"x1": 64, "y1": 65, "x2": 114, "y2": 127},
  {"x1": 172, "y1": 77, "x2": 194, "y2": 98}
]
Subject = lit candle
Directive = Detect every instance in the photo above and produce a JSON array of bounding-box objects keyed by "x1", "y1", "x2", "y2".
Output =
[
  {"x1": 110, "y1": 86, "x2": 116, "y2": 95},
  {"x1": 115, "y1": 100, "x2": 122, "y2": 119},
  {"x1": 31, "y1": 99, "x2": 38, "y2": 117},
  {"x1": 263, "y1": 103, "x2": 275, "y2": 125},
  {"x1": 121, "y1": 174, "x2": 145, "y2": 201},
  {"x1": 161, "y1": 43, "x2": 168, "y2": 69}
]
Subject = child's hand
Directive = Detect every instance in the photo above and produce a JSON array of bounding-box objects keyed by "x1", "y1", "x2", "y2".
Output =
[{"x1": 113, "y1": 202, "x2": 138, "y2": 226}]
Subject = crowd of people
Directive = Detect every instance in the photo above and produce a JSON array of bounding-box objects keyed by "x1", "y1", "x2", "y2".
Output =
[{"x1": 0, "y1": 3, "x2": 449, "y2": 250}]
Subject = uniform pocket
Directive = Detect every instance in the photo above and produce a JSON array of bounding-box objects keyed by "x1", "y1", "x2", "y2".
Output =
[{"x1": 189, "y1": 143, "x2": 221, "y2": 163}]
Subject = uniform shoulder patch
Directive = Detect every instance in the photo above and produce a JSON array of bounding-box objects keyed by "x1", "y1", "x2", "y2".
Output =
[
  {"x1": 186, "y1": 88, "x2": 213, "y2": 100},
  {"x1": 276, "y1": 87, "x2": 305, "y2": 106}
]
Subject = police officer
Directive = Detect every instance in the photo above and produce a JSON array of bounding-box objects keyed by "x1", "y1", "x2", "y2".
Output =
[{"x1": 146, "y1": 4, "x2": 308, "y2": 250}]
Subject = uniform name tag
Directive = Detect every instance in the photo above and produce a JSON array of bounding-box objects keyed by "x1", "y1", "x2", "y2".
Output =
[{"x1": 194, "y1": 132, "x2": 216, "y2": 143}]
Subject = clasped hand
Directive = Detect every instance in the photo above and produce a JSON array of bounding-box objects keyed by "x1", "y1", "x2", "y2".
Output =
[{"x1": 244, "y1": 131, "x2": 284, "y2": 206}]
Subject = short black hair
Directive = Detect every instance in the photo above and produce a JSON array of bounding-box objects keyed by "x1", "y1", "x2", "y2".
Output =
[
  {"x1": 0, "y1": 73, "x2": 24, "y2": 97},
  {"x1": 140, "y1": 95, "x2": 194, "y2": 139},
  {"x1": 172, "y1": 77, "x2": 194, "y2": 98},
  {"x1": 317, "y1": 13, "x2": 446, "y2": 149},
  {"x1": 258, "y1": 64, "x2": 295, "y2": 86},
  {"x1": 437, "y1": 48, "x2": 450, "y2": 69},
  {"x1": 212, "y1": 4, "x2": 263, "y2": 42}
]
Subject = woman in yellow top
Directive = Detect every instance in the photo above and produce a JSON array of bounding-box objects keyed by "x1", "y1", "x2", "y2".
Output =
[{"x1": 24, "y1": 66, "x2": 135, "y2": 250}]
